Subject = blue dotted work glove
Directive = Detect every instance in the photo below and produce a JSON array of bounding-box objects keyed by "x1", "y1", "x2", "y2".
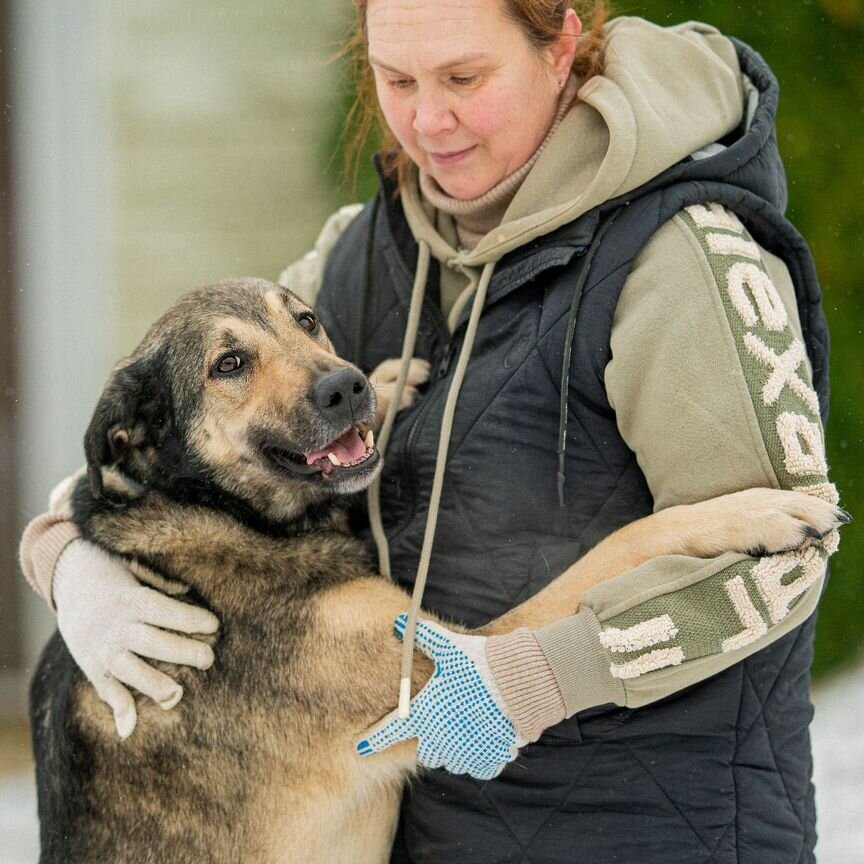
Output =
[{"x1": 356, "y1": 615, "x2": 528, "y2": 780}]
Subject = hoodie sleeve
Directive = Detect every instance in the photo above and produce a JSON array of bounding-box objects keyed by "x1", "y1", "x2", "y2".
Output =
[
  {"x1": 19, "y1": 513, "x2": 81, "y2": 612},
  {"x1": 530, "y1": 203, "x2": 840, "y2": 716},
  {"x1": 18, "y1": 468, "x2": 88, "y2": 611},
  {"x1": 277, "y1": 203, "x2": 363, "y2": 308}
]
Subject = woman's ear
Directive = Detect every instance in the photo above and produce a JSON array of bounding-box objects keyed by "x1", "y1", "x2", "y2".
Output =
[
  {"x1": 551, "y1": 8, "x2": 582, "y2": 83},
  {"x1": 83, "y1": 351, "x2": 172, "y2": 498}
]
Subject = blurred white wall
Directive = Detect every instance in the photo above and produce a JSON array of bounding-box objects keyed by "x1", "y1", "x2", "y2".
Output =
[
  {"x1": 5, "y1": 0, "x2": 346, "y2": 717},
  {"x1": 108, "y1": 1, "x2": 346, "y2": 347},
  {"x1": 7, "y1": 0, "x2": 116, "y2": 716}
]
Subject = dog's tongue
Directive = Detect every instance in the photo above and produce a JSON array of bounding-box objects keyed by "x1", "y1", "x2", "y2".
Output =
[{"x1": 305, "y1": 428, "x2": 366, "y2": 465}]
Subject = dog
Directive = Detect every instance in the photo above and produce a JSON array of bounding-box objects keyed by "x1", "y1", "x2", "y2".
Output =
[{"x1": 29, "y1": 278, "x2": 844, "y2": 863}]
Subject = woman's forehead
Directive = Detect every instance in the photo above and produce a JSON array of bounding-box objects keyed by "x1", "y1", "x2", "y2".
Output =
[
  {"x1": 366, "y1": 0, "x2": 517, "y2": 65},
  {"x1": 367, "y1": 0, "x2": 494, "y2": 25}
]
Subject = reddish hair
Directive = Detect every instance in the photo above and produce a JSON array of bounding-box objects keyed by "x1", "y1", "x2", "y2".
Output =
[{"x1": 341, "y1": 0, "x2": 611, "y2": 190}]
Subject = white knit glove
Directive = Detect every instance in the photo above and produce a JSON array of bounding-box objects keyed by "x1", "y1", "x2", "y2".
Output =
[
  {"x1": 369, "y1": 358, "x2": 431, "y2": 431},
  {"x1": 53, "y1": 540, "x2": 220, "y2": 739}
]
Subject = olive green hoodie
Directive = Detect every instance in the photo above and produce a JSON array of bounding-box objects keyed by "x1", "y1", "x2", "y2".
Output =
[{"x1": 363, "y1": 17, "x2": 839, "y2": 731}]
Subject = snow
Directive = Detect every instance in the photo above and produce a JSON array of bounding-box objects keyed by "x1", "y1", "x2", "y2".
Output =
[
  {"x1": 1, "y1": 665, "x2": 861, "y2": 863},
  {"x1": 811, "y1": 663, "x2": 864, "y2": 863},
  {"x1": 0, "y1": 772, "x2": 38, "y2": 864}
]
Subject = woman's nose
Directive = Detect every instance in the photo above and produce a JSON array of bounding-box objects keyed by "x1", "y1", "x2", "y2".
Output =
[{"x1": 412, "y1": 93, "x2": 457, "y2": 138}]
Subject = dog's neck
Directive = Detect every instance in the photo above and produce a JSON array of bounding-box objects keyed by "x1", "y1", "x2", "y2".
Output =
[
  {"x1": 87, "y1": 465, "x2": 350, "y2": 539},
  {"x1": 166, "y1": 476, "x2": 346, "y2": 538}
]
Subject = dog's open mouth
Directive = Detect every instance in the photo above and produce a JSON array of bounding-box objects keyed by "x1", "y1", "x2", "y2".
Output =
[{"x1": 264, "y1": 427, "x2": 379, "y2": 481}]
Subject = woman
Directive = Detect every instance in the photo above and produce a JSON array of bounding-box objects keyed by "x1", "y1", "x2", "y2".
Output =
[{"x1": 22, "y1": 1, "x2": 839, "y2": 861}]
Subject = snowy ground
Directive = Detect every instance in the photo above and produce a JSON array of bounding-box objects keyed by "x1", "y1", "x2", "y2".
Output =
[
  {"x1": 0, "y1": 772, "x2": 37, "y2": 864},
  {"x1": 810, "y1": 663, "x2": 864, "y2": 862},
  {"x1": 2, "y1": 664, "x2": 862, "y2": 863}
]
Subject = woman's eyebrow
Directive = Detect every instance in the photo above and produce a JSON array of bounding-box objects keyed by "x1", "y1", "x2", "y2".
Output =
[{"x1": 368, "y1": 52, "x2": 492, "y2": 74}]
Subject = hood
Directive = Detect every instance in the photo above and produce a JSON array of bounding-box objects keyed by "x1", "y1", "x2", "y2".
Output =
[{"x1": 401, "y1": 16, "x2": 746, "y2": 268}]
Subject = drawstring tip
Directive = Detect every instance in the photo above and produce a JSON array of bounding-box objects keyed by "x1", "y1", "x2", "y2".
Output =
[
  {"x1": 398, "y1": 677, "x2": 411, "y2": 718},
  {"x1": 557, "y1": 460, "x2": 566, "y2": 508}
]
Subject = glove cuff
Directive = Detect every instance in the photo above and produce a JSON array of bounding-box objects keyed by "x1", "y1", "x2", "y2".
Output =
[
  {"x1": 19, "y1": 515, "x2": 82, "y2": 613},
  {"x1": 486, "y1": 628, "x2": 565, "y2": 742}
]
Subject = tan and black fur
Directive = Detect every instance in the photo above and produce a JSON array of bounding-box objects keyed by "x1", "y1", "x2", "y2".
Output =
[{"x1": 29, "y1": 278, "x2": 844, "y2": 863}]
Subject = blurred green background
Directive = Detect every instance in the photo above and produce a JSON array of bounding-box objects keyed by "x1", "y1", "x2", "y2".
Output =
[{"x1": 322, "y1": 0, "x2": 864, "y2": 679}]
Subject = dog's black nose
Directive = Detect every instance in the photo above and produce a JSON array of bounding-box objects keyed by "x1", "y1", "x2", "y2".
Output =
[{"x1": 313, "y1": 367, "x2": 368, "y2": 420}]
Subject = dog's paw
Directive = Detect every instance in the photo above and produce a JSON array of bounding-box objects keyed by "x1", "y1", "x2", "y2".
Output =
[
  {"x1": 723, "y1": 488, "x2": 849, "y2": 557},
  {"x1": 371, "y1": 358, "x2": 432, "y2": 430},
  {"x1": 679, "y1": 486, "x2": 850, "y2": 560}
]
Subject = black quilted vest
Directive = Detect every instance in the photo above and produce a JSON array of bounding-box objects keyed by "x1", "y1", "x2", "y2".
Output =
[{"x1": 314, "y1": 39, "x2": 830, "y2": 864}]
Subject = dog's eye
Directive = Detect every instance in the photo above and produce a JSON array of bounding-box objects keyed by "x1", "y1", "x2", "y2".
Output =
[
  {"x1": 298, "y1": 313, "x2": 317, "y2": 334},
  {"x1": 214, "y1": 354, "x2": 243, "y2": 375}
]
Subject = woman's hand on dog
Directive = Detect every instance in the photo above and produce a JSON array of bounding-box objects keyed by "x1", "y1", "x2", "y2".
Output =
[
  {"x1": 370, "y1": 358, "x2": 431, "y2": 432},
  {"x1": 54, "y1": 540, "x2": 220, "y2": 738},
  {"x1": 356, "y1": 616, "x2": 528, "y2": 780}
]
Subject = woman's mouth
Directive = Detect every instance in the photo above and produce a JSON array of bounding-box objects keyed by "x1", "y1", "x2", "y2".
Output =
[{"x1": 428, "y1": 146, "x2": 477, "y2": 167}]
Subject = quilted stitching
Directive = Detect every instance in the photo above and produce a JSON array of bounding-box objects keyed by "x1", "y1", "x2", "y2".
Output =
[{"x1": 399, "y1": 627, "x2": 815, "y2": 863}]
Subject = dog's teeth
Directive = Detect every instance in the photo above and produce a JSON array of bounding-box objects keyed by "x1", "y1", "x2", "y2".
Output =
[
  {"x1": 327, "y1": 454, "x2": 342, "y2": 467},
  {"x1": 364, "y1": 430, "x2": 375, "y2": 449}
]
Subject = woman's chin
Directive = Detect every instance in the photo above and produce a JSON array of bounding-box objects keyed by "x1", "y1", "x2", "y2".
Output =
[{"x1": 432, "y1": 171, "x2": 498, "y2": 202}]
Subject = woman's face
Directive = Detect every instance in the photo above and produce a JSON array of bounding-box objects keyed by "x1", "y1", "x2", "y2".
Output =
[{"x1": 367, "y1": 0, "x2": 580, "y2": 200}]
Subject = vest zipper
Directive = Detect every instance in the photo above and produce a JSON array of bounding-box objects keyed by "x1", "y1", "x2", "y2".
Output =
[
  {"x1": 384, "y1": 334, "x2": 460, "y2": 545},
  {"x1": 396, "y1": 244, "x2": 589, "y2": 495},
  {"x1": 406, "y1": 338, "x2": 459, "y2": 475},
  {"x1": 436, "y1": 340, "x2": 459, "y2": 380}
]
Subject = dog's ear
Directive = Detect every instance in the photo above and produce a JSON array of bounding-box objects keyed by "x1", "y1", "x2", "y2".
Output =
[{"x1": 83, "y1": 352, "x2": 174, "y2": 498}]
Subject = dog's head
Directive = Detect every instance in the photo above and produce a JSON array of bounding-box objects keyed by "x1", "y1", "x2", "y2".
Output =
[{"x1": 83, "y1": 279, "x2": 380, "y2": 523}]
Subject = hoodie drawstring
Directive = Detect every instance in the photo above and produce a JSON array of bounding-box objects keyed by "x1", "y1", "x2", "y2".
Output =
[
  {"x1": 368, "y1": 248, "x2": 497, "y2": 717},
  {"x1": 396, "y1": 260, "x2": 495, "y2": 716},
  {"x1": 373, "y1": 207, "x2": 618, "y2": 714},
  {"x1": 368, "y1": 240, "x2": 431, "y2": 581}
]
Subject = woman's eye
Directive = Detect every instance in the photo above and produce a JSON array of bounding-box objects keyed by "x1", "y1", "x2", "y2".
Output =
[
  {"x1": 215, "y1": 354, "x2": 243, "y2": 375},
  {"x1": 298, "y1": 313, "x2": 318, "y2": 334},
  {"x1": 388, "y1": 78, "x2": 414, "y2": 90},
  {"x1": 451, "y1": 75, "x2": 477, "y2": 86}
]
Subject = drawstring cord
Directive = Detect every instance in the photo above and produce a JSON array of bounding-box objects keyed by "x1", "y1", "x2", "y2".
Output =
[
  {"x1": 367, "y1": 240, "x2": 496, "y2": 717},
  {"x1": 396, "y1": 260, "x2": 496, "y2": 717},
  {"x1": 557, "y1": 209, "x2": 622, "y2": 507},
  {"x1": 367, "y1": 204, "x2": 621, "y2": 715},
  {"x1": 371, "y1": 207, "x2": 620, "y2": 715},
  {"x1": 368, "y1": 240, "x2": 431, "y2": 581}
]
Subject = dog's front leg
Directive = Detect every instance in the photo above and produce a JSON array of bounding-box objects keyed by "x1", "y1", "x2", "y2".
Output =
[{"x1": 480, "y1": 487, "x2": 844, "y2": 635}]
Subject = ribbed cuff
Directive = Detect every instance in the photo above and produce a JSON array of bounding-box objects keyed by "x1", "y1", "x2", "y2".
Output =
[
  {"x1": 486, "y1": 628, "x2": 566, "y2": 742},
  {"x1": 19, "y1": 515, "x2": 82, "y2": 613},
  {"x1": 534, "y1": 609, "x2": 626, "y2": 717}
]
